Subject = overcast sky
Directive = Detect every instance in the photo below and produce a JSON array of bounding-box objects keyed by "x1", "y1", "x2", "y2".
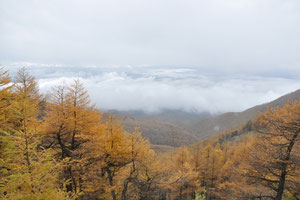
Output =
[{"x1": 1, "y1": 0, "x2": 300, "y2": 113}]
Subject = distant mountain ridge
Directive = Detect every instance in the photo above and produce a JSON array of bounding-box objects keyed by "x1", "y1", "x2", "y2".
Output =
[
  {"x1": 189, "y1": 89, "x2": 300, "y2": 139},
  {"x1": 106, "y1": 89, "x2": 300, "y2": 151}
]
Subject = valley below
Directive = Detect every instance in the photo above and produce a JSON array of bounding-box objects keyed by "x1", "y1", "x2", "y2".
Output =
[{"x1": 111, "y1": 89, "x2": 300, "y2": 152}]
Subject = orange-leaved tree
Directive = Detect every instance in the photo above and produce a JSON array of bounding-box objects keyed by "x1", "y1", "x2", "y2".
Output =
[
  {"x1": 0, "y1": 68, "x2": 73, "y2": 199},
  {"x1": 236, "y1": 102, "x2": 300, "y2": 199},
  {"x1": 43, "y1": 79, "x2": 102, "y2": 194}
]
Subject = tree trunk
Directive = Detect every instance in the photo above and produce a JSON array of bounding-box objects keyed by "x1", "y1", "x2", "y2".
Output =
[
  {"x1": 121, "y1": 178, "x2": 130, "y2": 200},
  {"x1": 179, "y1": 187, "x2": 183, "y2": 200},
  {"x1": 106, "y1": 168, "x2": 116, "y2": 200},
  {"x1": 23, "y1": 118, "x2": 30, "y2": 166},
  {"x1": 66, "y1": 165, "x2": 77, "y2": 193},
  {"x1": 57, "y1": 124, "x2": 67, "y2": 158},
  {"x1": 275, "y1": 132, "x2": 298, "y2": 200},
  {"x1": 275, "y1": 164, "x2": 287, "y2": 200}
]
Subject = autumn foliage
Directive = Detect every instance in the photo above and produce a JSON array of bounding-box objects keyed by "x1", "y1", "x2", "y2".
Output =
[{"x1": 0, "y1": 68, "x2": 299, "y2": 200}]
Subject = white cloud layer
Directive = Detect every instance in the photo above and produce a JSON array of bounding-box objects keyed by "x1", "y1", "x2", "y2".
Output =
[
  {"x1": 6, "y1": 65, "x2": 298, "y2": 114},
  {"x1": 1, "y1": 1, "x2": 300, "y2": 113}
]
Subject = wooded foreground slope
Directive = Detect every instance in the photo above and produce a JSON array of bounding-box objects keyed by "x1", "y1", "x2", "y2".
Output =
[{"x1": 0, "y1": 67, "x2": 299, "y2": 200}]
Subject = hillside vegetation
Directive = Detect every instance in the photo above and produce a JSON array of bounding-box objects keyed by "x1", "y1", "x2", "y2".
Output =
[
  {"x1": 0, "y1": 68, "x2": 299, "y2": 200},
  {"x1": 105, "y1": 113, "x2": 197, "y2": 147},
  {"x1": 117, "y1": 90, "x2": 300, "y2": 149}
]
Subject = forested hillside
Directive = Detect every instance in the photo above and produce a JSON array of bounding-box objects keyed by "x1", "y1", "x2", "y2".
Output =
[
  {"x1": 104, "y1": 113, "x2": 197, "y2": 147},
  {"x1": 0, "y1": 68, "x2": 299, "y2": 200},
  {"x1": 116, "y1": 90, "x2": 300, "y2": 150},
  {"x1": 187, "y1": 89, "x2": 300, "y2": 139}
]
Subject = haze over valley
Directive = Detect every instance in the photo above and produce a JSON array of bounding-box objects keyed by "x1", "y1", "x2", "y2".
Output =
[
  {"x1": 1, "y1": 0, "x2": 299, "y2": 199},
  {"x1": 4, "y1": 64, "x2": 300, "y2": 115}
]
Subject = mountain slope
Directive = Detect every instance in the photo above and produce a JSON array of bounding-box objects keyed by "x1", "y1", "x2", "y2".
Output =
[
  {"x1": 189, "y1": 89, "x2": 300, "y2": 139},
  {"x1": 106, "y1": 89, "x2": 300, "y2": 150},
  {"x1": 102, "y1": 113, "x2": 197, "y2": 147}
]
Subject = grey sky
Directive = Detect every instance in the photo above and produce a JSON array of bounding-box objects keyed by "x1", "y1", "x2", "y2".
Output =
[
  {"x1": 1, "y1": 0, "x2": 300, "y2": 70},
  {"x1": 1, "y1": 0, "x2": 300, "y2": 113}
]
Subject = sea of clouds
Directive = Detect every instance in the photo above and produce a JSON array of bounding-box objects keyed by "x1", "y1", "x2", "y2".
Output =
[
  {"x1": 4, "y1": 63, "x2": 300, "y2": 114},
  {"x1": 1, "y1": 0, "x2": 300, "y2": 114}
]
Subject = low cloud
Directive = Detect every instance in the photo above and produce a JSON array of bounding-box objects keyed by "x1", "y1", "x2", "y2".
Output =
[
  {"x1": 7, "y1": 65, "x2": 298, "y2": 114},
  {"x1": 1, "y1": 0, "x2": 300, "y2": 113}
]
